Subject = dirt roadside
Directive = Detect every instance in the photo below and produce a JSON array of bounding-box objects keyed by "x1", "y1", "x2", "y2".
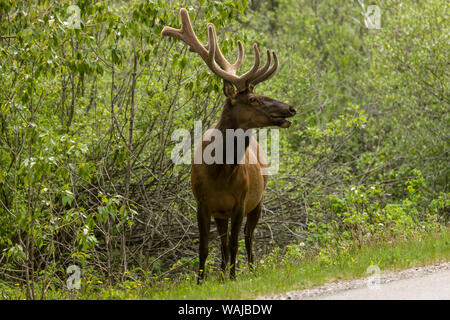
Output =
[{"x1": 259, "y1": 262, "x2": 450, "y2": 300}]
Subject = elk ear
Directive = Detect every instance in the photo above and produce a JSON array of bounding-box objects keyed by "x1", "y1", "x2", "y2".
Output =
[{"x1": 223, "y1": 80, "x2": 236, "y2": 99}]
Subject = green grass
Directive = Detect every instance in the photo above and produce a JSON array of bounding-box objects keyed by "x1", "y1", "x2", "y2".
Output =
[
  {"x1": 141, "y1": 229, "x2": 449, "y2": 299},
  {"x1": 2, "y1": 228, "x2": 449, "y2": 300}
]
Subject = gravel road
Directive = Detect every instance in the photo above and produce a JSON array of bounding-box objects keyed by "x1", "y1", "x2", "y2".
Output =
[{"x1": 260, "y1": 262, "x2": 450, "y2": 300}]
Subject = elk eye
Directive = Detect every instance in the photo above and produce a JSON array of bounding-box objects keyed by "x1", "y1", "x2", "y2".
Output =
[{"x1": 249, "y1": 97, "x2": 258, "y2": 104}]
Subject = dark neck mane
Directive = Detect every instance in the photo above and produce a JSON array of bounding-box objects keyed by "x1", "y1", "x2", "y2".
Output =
[{"x1": 207, "y1": 98, "x2": 251, "y2": 170}]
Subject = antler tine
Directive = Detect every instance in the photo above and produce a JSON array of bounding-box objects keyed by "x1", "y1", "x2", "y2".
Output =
[
  {"x1": 232, "y1": 40, "x2": 244, "y2": 71},
  {"x1": 162, "y1": 8, "x2": 277, "y2": 92},
  {"x1": 205, "y1": 24, "x2": 246, "y2": 85},
  {"x1": 250, "y1": 51, "x2": 279, "y2": 87},
  {"x1": 162, "y1": 8, "x2": 208, "y2": 59},
  {"x1": 236, "y1": 43, "x2": 261, "y2": 90},
  {"x1": 206, "y1": 23, "x2": 244, "y2": 74},
  {"x1": 250, "y1": 49, "x2": 271, "y2": 83},
  {"x1": 162, "y1": 9, "x2": 241, "y2": 85}
]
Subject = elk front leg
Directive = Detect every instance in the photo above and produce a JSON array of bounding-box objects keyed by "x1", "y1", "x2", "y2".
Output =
[
  {"x1": 197, "y1": 204, "x2": 210, "y2": 284},
  {"x1": 229, "y1": 208, "x2": 244, "y2": 280},
  {"x1": 214, "y1": 217, "x2": 230, "y2": 280}
]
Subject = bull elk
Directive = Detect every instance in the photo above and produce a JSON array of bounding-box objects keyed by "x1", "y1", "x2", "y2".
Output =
[{"x1": 162, "y1": 8, "x2": 296, "y2": 282}]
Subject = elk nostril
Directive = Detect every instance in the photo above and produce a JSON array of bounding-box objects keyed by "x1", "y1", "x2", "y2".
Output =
[{"x1": 289, "y1": 106, "x2": 296, "y2": 115}]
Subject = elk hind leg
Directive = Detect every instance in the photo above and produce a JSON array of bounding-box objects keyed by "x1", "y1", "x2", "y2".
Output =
[{"x1": 244, "y1": 201, "x2": 262, "y2": 270}]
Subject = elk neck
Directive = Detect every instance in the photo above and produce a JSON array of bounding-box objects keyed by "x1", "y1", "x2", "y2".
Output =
[{"x1": 211, "y1": 98, "x2": 252, "y2": 170}]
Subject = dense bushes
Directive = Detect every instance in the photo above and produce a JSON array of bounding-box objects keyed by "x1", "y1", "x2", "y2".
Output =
[{"x1": 0, "y1": 0, "x2": 448, "y2": 298}]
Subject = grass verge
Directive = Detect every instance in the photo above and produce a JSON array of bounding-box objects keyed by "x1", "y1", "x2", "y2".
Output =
[
  {"x1": 2, "y1": 228, "x2": 449, "y2": 299},
  {"x1": 142, "y1": 228, "x2": 449, "y2": 299}
]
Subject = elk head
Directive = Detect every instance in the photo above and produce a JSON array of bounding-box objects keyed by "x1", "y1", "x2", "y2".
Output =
[{"x1": 162, "y1": 8, "x2": 296, "y2": 130}]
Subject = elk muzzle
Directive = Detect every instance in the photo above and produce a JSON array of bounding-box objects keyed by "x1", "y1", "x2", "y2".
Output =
[{"x1": 269, "y1": 103, "x2": 296, "y2": 128}]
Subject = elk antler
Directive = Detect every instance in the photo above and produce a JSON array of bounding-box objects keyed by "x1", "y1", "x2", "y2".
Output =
[{"x1": 162, "y1": 8, "x2": 279, "y2": 92}]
